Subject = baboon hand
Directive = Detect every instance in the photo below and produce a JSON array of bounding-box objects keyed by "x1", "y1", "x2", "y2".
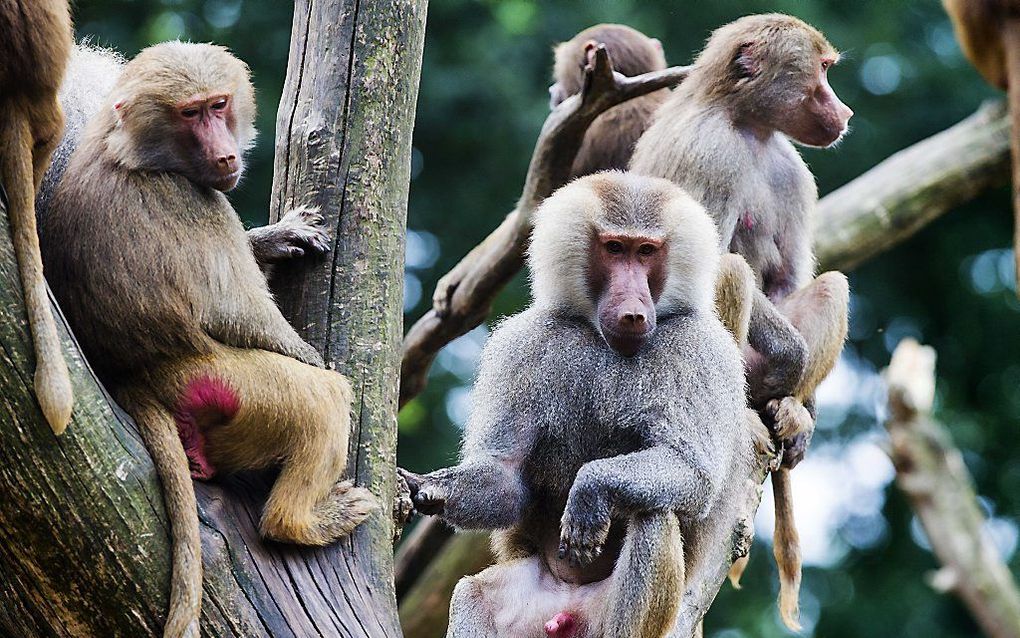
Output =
[
  {"x1": 765, "y1": 396, "x2": 813, "y2": 441},
  {"x1": 780, "y1": 431, "x2": 812, "y2": 469},
  {"x1": 432, "y1": 269, "x2": 460, "y2": 317},
  {"x1": 558, "y1": 492, "x2": 611, "y2": 567},
  {"x1": 397, "y1": 467, "x2": 448, "y2": 516},
  {"x1": 255, "y1": 205, "x2": 331, "y2": 263}
]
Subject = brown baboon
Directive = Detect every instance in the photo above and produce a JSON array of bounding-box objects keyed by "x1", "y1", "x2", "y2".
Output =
[
  {"x1": 942, "y1": 0, "x2": 1020, "y2": 292},
  {"x1": 40, "y1": 42, "x2": 376, "y2": 638},
  {"x1": 631, "y1": 14, "x2": 854, "y2": 630},
  {"x1": 551, "y1": 24, "x2": 670, "y2": 177}
]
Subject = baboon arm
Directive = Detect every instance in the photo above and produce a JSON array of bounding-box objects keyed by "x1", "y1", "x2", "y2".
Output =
[
  {"x1": 747, "y1": 289, "x2": 808, "y2": 404},
  {"x1": 421, "y1": 457, "x2": 529, "y2": 530},
  {"x1": 204, "y1": 308, "x2": 324, "y2": 368},
  {"x1": 567, "y1": 446, "x2": 715, "y2": 522}
]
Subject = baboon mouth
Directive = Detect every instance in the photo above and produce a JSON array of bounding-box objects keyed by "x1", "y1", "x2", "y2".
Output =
[{"x1": 602, "y1": 327, "x2": 653, "y2": 356}]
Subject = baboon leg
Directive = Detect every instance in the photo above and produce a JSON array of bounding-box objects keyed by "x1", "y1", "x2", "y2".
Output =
[
  {"x1": 446, "y1": 574, "x2": 500, "y2": 638},
  {"x1": 714, "y1": 253, "x2": 755, "y2": 346},
  {"x1": 169, "y1": 348, "x2": 377, "y2": 546},
  {"x1": 605, "y1": 511, "x2": 684, "y2": 638},
  {"x1": 777, "y1": 271, "x2": 850, "y2": 398}
]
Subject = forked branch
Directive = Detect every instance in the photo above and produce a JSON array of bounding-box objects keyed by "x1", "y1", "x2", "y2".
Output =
[{"x1": 399, "y1": 47, "x2": 691, "y2": 405}]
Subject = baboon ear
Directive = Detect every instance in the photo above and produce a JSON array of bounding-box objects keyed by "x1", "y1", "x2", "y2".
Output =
[
  {"x1": 583, "y1": 39, "x2": 600, "y2": 67},
  {"x1": 650, "y1": 37, "x2": 663, "y2": 54},
  {"x1": 733, "y1": 41, "x2": 761, "y2": 78},
  {"x1": 112, "y1": 98, "x2": 128, "y2": 123}
]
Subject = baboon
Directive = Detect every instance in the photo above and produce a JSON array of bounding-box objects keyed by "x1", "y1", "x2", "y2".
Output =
[
  {"x1": 35, "y1": 43, "x2": 329, "y2": 273},
  {"x1": 40, "y1": 42, "x2": 376, "y2": 637},
  {"x1": 0, "y1": 0, "x2": 74, "y2": 433},
  {"x1": 631, "y1": 14, "x2": 854, "y2": 629},
  {"x1": 402, "y1": 172, "x2": 772, "y2": 638},
  {"x1": 550, "y1": 24, "x2": 670, "y2": 177}
]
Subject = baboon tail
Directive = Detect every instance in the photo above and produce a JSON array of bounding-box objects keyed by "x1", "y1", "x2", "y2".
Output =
[
  {"x1": 0, "y1": 110, "x2": 73, "y2": 434},
  {"x1": 118, "y1": 389, "x2": 202, "y2": 638},
  {"x1": 606, "y1": 511, "x2": 684, "y2": 638},
  {"x1": 772, "y1": 469, "x2": 802, "y2": 631}
]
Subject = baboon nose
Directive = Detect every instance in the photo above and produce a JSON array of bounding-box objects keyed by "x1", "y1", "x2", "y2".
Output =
[
  {"x1": 622, "y1": 312, "x2": 646, "y2": 326},
  {"x1": 217, "y1": 154, "x2": 238, "y2": 173}
]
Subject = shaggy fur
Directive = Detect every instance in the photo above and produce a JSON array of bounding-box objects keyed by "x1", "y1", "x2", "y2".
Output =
[
  {"x1": 408, "y1": 173, "x2": 760, "y2": 638},
  {"x1": 550, "y1": 25, "x2": 670, "y2": 177},
  {"x1": 40, "y1": 42, "x2": 375, "y2": 638}
]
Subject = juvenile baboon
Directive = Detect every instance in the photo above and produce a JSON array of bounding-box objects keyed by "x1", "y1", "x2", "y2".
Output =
[
  {"x1": 0, "y1": 0, "x2": 74, "y2": 434},
  {"x1": 942, "y1": 0, "x2": 1020, "y2": 291},
  {"x1": 402, "y1": 172, "x2": 772, "y2": 638},
  {"x1": 631, "y1": 14, "x2": 854, "y2": 629},
  {"x1": 40, "y1": 42, "x2": 376, "y2": 637},
  {"x1": 551, "y1": 24, "x2": 670, "y2": 177}
]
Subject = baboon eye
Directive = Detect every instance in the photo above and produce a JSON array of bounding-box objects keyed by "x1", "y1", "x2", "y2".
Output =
[
  {"x1": 638, "y1": 244, "x2": 656, "y2": 256},
  {"x1": 181, "y1": 107, "x2": 200, "y2": 119},
  {"x1": 820, "y1": 59, "x2": 831, "y2": 71},
  {"x1": 605, "y1": 240, "x2": 624, "y2": 254},
  {"x1": 210, "y1": 98, "x2": 228, "y2": 111}
]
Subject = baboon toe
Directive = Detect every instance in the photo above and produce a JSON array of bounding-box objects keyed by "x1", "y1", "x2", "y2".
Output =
[{"x1": 313, "y1": 480, "x2": 379, "y2": 543}]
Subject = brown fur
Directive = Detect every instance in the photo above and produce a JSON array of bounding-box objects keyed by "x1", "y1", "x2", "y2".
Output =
[
  {"x1": 551, "y1": 24, "x2": 670, "y2": 177},
  {"x1": 39, "y1": 42, "x2": 376, "y2": 637},
  {"x1": 0, "y1": 0, "x2": 74, "y2": 433},
  {"x1": 631, "y1": 14, "x2": 854, "y2": 631},
  {"x1": 943, "y1": 0, "x2": 1020, "y2": 294}
]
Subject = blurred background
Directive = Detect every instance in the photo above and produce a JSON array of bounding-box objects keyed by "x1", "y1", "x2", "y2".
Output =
[{"x1": 72, "y1": 0, "x2": 1015, "y2": 636}]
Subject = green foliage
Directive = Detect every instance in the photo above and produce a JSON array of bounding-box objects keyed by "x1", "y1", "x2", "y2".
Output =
[{"x1": 70, "y1": 1, "x2": 1018, "y2": 635}]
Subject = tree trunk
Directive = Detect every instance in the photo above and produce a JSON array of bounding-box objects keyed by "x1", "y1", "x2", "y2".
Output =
[{"x1": 0, "y1": 0, "x2": 426, "y2": 635}]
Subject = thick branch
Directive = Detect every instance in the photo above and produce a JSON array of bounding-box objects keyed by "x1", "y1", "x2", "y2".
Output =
[
  {"x1": 817, "y1": 100, "x2": 1010, "y2": 271},
  {"x1": 399, "y1": 51, "x2": 691, "y2": 406},
  {"x1": 884, "y1": 339, "x2": 1020, "y2": 638}
]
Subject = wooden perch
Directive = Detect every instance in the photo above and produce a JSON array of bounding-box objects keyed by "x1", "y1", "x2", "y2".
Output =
[
  {"x1": 0, "y1": 0, "x2": 425, "y2": 635},
  {"x1": 399, "y1": 48, "x2": 691, "y2": 405},
  {"x1": 884, "y1": 338, "x2": 1020, "y2": 638}
]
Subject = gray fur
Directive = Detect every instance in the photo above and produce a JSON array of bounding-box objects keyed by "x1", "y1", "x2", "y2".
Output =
[
  {"x1": 37, "y1": 43, "x2": 124, "y2": 215},
  {"x1": 631, "y1": 103, "x2": 816, "y2": 298},
  {"x1": 408, "y1": 173, "x2": 758, "y2": 637}
]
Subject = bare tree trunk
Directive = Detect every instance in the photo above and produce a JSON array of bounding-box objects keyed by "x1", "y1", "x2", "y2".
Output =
[{"x1": 0, "y1": 0, "x2": 426, "y2": 635}]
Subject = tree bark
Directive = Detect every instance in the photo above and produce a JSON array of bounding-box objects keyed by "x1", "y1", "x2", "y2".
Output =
[
  {"x1": 817, "y1": 100, "x2": 1010, "y2": 272},
  {"x1": 0, "y1": 0, "x2": 426, "y2": 635}
]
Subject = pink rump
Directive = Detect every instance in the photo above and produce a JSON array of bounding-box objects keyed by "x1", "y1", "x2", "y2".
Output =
[{"x1": 174, "y1": 375, "x2": 240, "y2": 480}]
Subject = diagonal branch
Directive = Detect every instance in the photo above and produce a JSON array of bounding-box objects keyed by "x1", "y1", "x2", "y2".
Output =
[
  {"x1": 399, "y1": 48, "x2": 691, "y2": 405},
  {"x1": 817, "y1": 100, "x2": 1009, "y2": 272},
  {"x1": 884, "y1": 339, "x2": 1020, "y2": 638}
]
